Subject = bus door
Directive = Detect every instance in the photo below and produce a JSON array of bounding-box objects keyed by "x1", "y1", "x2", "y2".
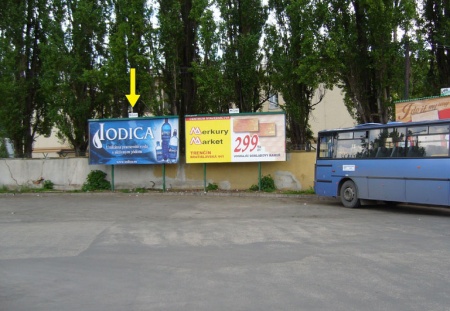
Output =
[{"x1": 315, "y1": 134, "x2": 338, "y2": 196}]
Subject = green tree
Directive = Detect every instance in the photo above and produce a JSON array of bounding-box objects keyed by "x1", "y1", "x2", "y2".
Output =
[
  {"x1": 0, "y1": 0, "x2": 52, "y2": 158},
  {"x1": 157, "y1": 0, "x2": 183, "y2": 117},
  {"x1": 0, "y1": 138, "x2": 10, "y2": 158},
  {"x1": 105, "y1": 0, "x2": 159, "y2": 118},
  {"x1": 218, "y1": 0, "x2": 268, "y2": 112},
  {"x1": 44, "y1": 0, "x2": 109, "y2": 156},
  {"x1": 265, "y1": 0, "x2": 329, "y2": 147},
  {"x1": 191, "y1": 0, "x2": 230, "y2": 113},
  {"x1": 423, "y1": 0, "x2": 450, "y2": 92},
  {"x1": 157, "y1": 0, "x2": 201, "y2": 154},
  {"x1": 324, "y1": 0, "x2": 417, "y2": 124}
]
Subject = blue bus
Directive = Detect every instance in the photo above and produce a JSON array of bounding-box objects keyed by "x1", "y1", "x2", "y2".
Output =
[{"x1": 314, "y1": 120, "x2": 450, "y2": 208}]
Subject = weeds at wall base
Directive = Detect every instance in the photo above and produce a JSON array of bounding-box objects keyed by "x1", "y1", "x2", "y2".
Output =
[{"x1": 0, "y1": 182, "x2": 315, "y2": 195}]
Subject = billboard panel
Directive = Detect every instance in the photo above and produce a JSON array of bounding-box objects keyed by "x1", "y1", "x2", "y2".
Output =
[
  {"x1": 441, "y1": 88, "x2": 450, "y2": 96},
  {"x1": 185, "y1": 112, "x2": 286, "y2": 163},
  {"x1": 88, "y1": 117, "x2": 179, "y2": 165},
  {"x1": 395, "y1": 96, "x2": 450, "y2": 122}
]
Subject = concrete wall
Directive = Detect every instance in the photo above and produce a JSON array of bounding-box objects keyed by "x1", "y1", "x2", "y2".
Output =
[
  {"x1": 261, "y1": 86, "x2": 355, "y2": 137},
  {"x1": 309, "y1": 87, "x2": 356, "y2": 134},
  {"x1": 0, "y1": 152, "x2": 316, "y2": 191}
]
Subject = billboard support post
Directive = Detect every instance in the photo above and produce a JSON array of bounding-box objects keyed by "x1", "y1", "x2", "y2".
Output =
[{"x1": 162, "y1": 164, "x2": 166, "y2": 192}]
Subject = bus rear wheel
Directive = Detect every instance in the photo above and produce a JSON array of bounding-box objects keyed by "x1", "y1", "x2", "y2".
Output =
[{"x1": 340, "y1": 180, "x2": 361, "y2": 208}]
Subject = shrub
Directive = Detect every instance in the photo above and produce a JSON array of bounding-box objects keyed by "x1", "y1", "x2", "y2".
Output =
[
  {"x1": 0, "y1": 139, "x2": 9, "y2": 158},
  {"x1": 82, "y1": 170, "x2": 111, "y2": 192},
  {"x1": 43, "y1": 180, "x2": 54, "y2": 190},
  {"x1": 249, "y1": 174, "x2": 276, "y2": 192},
  {"x1": 0, "y1": 185, "x2": 9, "y2": 193},
  {"x1": 206, "y1": 183, "x2": 219, "y2": 191},
  {"x1": 134, "y1": 187, "x2": 147, "y2": 193}
]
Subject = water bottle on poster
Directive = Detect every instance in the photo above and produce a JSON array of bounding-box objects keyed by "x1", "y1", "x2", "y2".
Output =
[
  {"x1": 168, "y1": 129, "x2": 178, "y2": 163},
  {"x1": 161, "y1": 118, "x2": 171, "y2": 161}
]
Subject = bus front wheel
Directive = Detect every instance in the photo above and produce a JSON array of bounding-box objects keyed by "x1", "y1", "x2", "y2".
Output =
[{"x1": 340, "y1": 180, "x2": 361, "y2": 208}]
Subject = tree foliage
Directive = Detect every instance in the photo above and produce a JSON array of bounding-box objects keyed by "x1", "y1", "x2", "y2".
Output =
[
  {"x1": 106, "y1": 0, "x2": 158, "y2": 118},
  {"x1": 423, "y1": 0, "x2": 450, "y2": 91},
  {"x1": 265, "y1": 0, "x2": 331, "y2": 147},
  {"x1": 219, "y1": 0, "x2": 268, "y2": 112},
  {"x1": 191, "y1": 1, "x2": 229, "y2": 113},
  {"x1": 43, "y1": 0, "x2": 110, "y2": 156},
  {"x1": 0, "y1": 0, "x2": 448, "y2": 157},
  {"x1": 0, "y1": 0, "x2": 52, "y2": 157},
  {"x1": 323, "y1": 0, "x2": 418, "y2": 124}
]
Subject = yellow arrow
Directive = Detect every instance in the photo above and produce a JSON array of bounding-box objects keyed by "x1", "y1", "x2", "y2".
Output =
[{"x1": 126, "y1": 68, "x2": 140, "y2": 107}]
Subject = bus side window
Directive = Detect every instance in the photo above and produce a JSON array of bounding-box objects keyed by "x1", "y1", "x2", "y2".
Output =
[
  {"x1": 407, "y1": 146, "x2": 425, "y2": 157},
  {"x1": 368, "y1": 129, "x2": 380, "y2": 157},
  {"x1": 417, "y1": 133, "x2": 449, "y2": 157},
  {"x1": 390, "y1": 127, "x2": 406, "y2": 157},
  {"x1": 375, "y1": 147, "x2": 391, "y2": 157},
  {"x1": 335, "y1": 140, "x2": 348, "y2": 158},
  {"x1": 390, "y1": 146, "x2": 405, "y2": 157}
]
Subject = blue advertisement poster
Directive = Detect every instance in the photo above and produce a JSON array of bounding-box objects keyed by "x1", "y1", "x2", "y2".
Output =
[{"x1": 88, "y1": 117, "x2": 179, "y2": 165}]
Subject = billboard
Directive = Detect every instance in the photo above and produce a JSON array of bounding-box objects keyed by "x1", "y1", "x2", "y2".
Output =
[
  {"x1": 88, "y1": 117, "x2": 179, "y2": 165},
  {"x1": 185, "y1": 112, "x2": 286, "y2": 163},
  {"x1": 395, "y1": 96, "x2": 450, "y2": 122}
]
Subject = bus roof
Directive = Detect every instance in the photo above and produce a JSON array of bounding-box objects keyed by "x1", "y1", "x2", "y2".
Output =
[{"x1": 318, "y1": 119, "x2": 450, "y2": 134}]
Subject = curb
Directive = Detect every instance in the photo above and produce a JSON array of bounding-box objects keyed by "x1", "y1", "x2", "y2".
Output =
[{"x1": 0, "y1": 190, "x2": 337, "y2": 201}]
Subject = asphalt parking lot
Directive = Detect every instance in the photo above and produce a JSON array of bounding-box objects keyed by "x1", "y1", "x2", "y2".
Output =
[{"x1": 1, "y1": 192, "x2": 450, "y2": 311}]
